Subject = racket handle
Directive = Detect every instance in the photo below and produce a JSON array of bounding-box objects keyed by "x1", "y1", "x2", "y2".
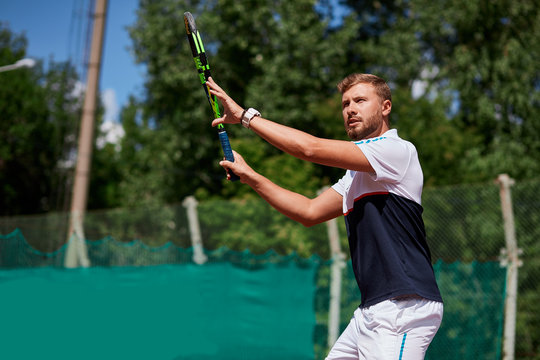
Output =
[{"x1": 218, "y1": 129, "x2": 240, "y2": 181}]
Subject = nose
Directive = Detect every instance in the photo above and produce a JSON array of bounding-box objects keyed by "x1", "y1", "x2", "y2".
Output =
[{"x1": 347, "y1": 105, "x2": 357, "y2": 117}]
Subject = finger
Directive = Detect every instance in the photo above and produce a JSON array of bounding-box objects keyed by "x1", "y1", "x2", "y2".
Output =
[
  {"x1": 231, "y1": 150, "x2": 242, "y2": 160},
  {"x1": 207, "y1": 77, "x2": 222, "y2": 93},
  {"x1": 208, "y1": 87, "x2": 220, "y2": 98},
  {"x1": 208, "y1": 79, "x2": 229, "y2": 103},
  {"x1": 208, "y1": 88, "x2": 225, "y2": 104},
  {"x1": 219, "y1": 159, "x2": 232, "y2": 167},
  {"x1": 208, "y1": 87, "x2": 226, "y2": 102},
  {"x1": 212, "y1": 117, "x2": 225, "y2": 127}
]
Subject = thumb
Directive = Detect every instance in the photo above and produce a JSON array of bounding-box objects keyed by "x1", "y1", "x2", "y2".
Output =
[
  {"x1": 212, "y1": 117, "x2": 225, "y2": 127},
  {"x1": 219, "y1": 157, "x2": 234, "y2": 169}
]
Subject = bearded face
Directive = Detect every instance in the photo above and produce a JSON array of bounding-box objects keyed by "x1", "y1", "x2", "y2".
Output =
[
  {"x1": 341, "y1": 83, "x2": 389, "y2": 141},
  {"x1": 345, "y1": 106, "x2": 384, "y2": 141}
]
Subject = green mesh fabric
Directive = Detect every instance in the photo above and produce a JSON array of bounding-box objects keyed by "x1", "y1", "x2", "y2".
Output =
[
  {"x1": 427, "y1": 261, "x2": 506, "y2": 359},
  {"x1": 0, "y1": 230, "x2": 507, "y2": 359}
]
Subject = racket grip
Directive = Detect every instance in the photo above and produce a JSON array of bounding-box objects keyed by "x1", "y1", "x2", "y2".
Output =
[{"x1": 218, "y1": 129, "x2": 240, "y2": 181}]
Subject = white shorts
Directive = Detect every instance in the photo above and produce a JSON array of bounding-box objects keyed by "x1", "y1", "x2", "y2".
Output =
[{"x1": 326, "y1": 296, "x2": 443, "y2": 360}]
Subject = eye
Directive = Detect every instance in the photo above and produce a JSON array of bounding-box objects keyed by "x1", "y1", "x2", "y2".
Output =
[{"x1": 342, "y1": 101, "x2": 349, "y2": 109}]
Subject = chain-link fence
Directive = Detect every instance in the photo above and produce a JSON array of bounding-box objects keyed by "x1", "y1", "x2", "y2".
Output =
[{"x1": 1, "y1": 177, "x2": 538, "y2": 359}]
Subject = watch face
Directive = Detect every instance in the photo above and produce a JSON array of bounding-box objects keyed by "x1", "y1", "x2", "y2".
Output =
[{"x1": 248, "y1": 109, "x2": 259, "y2": 118}]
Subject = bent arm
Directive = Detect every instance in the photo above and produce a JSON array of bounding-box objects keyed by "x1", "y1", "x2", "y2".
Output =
[
  {"x1": 249, "y1": 117, "x2": 374, "y2": 173},
  {"x1": 247, "y1": 173, "x2": 344, "y2": 227},
  {"x1": 207, "y1": 77, "x2": 373, "y2": 173},
  {"x1": 220, "y1": 151, "x2": 343, "y2": 227}
]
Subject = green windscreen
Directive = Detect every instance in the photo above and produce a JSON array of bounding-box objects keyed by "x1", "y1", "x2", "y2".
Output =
[{"x1": 0, "y1": 262, "x2": 317, "y2": 360}]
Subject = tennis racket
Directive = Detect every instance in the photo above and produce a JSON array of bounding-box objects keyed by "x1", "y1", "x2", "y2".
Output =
[{"x1": 184, "y1": 11, "x2": 239, "y2": 181}]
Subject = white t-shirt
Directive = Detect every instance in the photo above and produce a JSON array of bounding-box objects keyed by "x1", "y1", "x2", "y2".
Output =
[
  {"x1": 331, "y1": 129, "x2": 442, "y2": 307},
  {"x1": 332, "y1": 128, "x2": 423, "y2": 214}
]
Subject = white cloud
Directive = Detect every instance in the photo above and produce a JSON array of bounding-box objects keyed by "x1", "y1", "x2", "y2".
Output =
[
  {"x1": 97, "y1": 120, "x2": 125, "y2": 150},
  {"x1": 72, "y1": 80, "x2": 85, "y2": 99},
  {"x1": 102, "y1": 88, "x2": 120, "y2": 123},
  {"x1": 412, "y1": 80, "x2": 428, "y2": 99},
  {"x1": 97, "y1": 89, "x2": 124, "y2": 150},
  {"x1": 411, "y1": 66, "x2": 439, "y2": 100}
]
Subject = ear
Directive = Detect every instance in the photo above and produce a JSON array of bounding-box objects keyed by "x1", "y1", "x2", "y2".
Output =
[{"x1": 381, "y1": 100, "x2": 392, "y2": 117}]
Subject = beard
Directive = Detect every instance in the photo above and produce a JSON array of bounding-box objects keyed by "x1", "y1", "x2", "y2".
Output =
[{"x1": 345, "y1": 111, "x2": 383, "y2": 141}]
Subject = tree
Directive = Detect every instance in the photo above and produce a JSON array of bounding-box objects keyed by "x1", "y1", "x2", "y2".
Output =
[
  {"x1": 0, "y1": 24, "x2": 83, "y2": 215},
  {"x1": 43, "y1": 61, "x2": 85, "y2": 211},
  {"x1": 334, "y1": 0, "x2": 473, "y2": 186},
  {"x1": 339, "y1": 0, "x2": 540, "y2": 185},
  {"x1": 410, "y1": 0, "x2": 540, "y2": 182},
  {"x1": 1, "y1": 26, "x2": 47, "y2": 215}
]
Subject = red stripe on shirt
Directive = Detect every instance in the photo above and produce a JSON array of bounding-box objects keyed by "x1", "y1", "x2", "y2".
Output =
[{"x1": 344, "y1": 191, "x2": 389, "y2": 216}]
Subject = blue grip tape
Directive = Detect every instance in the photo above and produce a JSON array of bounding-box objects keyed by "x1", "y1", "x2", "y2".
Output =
[{"x1": 218, "y1": 130, "x2": 240, "y2": 181}]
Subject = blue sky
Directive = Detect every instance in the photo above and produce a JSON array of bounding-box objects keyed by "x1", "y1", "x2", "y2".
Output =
[{"x1": 1, "y1": 0, "x2": 144, "y2": 125}]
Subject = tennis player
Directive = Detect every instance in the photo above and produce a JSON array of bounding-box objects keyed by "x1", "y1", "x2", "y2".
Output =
[{"x1": 208, "y1": 73, "x2": 443, "y2": 360}]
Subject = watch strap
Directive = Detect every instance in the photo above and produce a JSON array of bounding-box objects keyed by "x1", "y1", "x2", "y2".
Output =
[{"x1": 242, "y1": 108, "x2": 261, "y2": 129}]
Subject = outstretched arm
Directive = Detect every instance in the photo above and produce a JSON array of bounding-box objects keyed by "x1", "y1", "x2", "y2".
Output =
[
  {"x1": 221, "y1": 150, "x2": 343, "y2": 227},
  {"x1": 207, "y1": 77, "x2": 374, "y2": 173}
]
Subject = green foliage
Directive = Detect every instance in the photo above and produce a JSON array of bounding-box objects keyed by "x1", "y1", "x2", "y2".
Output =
[
  {"x1": 198, "y1": 198, "x2": 329, "y2": 258},
  {"x1": 405, "y1": 0, "x2": 540, "y2": 182},
  {"x1": 391, "y1": 88, "x2": 475, "y2": 186},
  {"x1": 0, "y1": 24, "x2": 82, "y2": 215},
  {"x1": 2, "y1": 0, "x2": 538, "y2": 208},
  {"x1": 88, "y1": 142, "x2": 123, "y2": 209},
  {"x1": 422, "y1": 183, "x2": 503, "y2": 262},
  {"x1": 512, "y1": 180, "x2": 540, "y2": 357},
  {"x1": 340, "y1": 0, "x2": 540, "y2": 185},
  {"x1": 124, "y1": 0, "x2": 228, "y2": 205}
]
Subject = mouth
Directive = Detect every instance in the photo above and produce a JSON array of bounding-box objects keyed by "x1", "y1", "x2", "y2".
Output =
[{"x1": 347, "y1": 117, "x2": 362, "y2": 126}]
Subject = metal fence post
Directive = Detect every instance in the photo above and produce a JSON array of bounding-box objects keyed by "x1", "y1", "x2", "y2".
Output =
[
  {"x1": 327, "y1": 217, "x2": 346, "y2": 348},
  {"x1": 319, "y1": 187, "x2": 346, "y2": 348},
  {"x1": 183, "y1": 196, "x2": 208, "y2": 265},
  {"x1": 496, "y1": 174, "x2": 522, "y2": 360},
  {"x1": 64, "y1": 210, "x2": 90, "y2": 268}
]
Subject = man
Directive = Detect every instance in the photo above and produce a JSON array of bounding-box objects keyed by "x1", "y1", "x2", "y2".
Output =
[{"x1": 207, "y1": 73, "x2": 443, "y2": 359}]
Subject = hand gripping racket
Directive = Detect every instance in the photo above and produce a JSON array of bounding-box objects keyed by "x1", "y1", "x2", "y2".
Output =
[{"x1": 184, "y1": 11, "x2": 239, "y2": 181}]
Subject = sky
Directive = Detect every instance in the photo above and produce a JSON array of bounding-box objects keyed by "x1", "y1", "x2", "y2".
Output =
[{"x1": 1, "y1": 0, "x2": 144, "y2": 141}]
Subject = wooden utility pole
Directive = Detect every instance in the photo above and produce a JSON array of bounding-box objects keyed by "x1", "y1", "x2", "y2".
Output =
[{"x1": 65, "y1": 0, "x2": 108, "y2": 268}]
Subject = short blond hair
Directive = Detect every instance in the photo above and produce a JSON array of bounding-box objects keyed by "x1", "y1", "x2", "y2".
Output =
[{"x1": 337, "y1": 73, "x2": 392, "y2": 103}]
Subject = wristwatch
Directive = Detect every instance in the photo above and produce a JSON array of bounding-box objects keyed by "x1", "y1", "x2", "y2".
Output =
[{"x1": 242, "y1": 108, "x2": 261, "y2": 129}]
